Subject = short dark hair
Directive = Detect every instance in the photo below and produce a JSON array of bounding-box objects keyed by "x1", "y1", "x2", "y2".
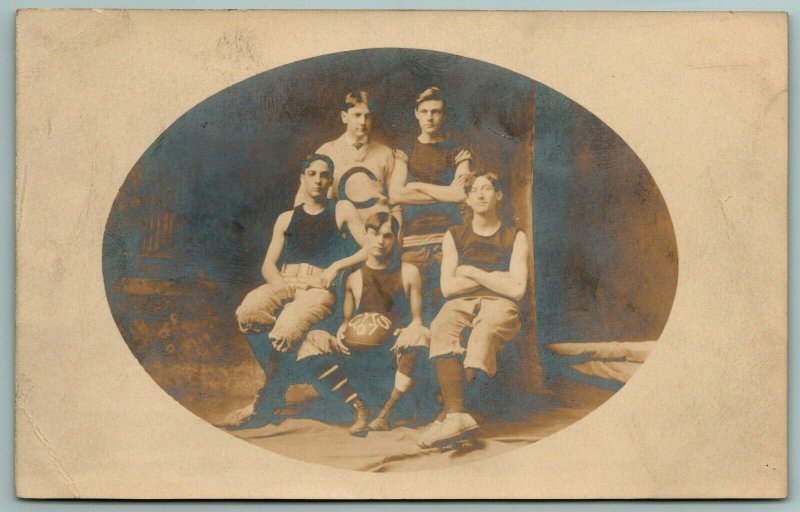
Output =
[
  {"x1": 364, "y1": 211, "x2": 400, "y2": 235},
  {"x1": 415, "y1": 86, "x2": 446, "y2": 109},
  {"x1": 300, "y1": 154, "x2": 334, "y2": 174},
  {"x1": 466, "y1": 172, "x2": 502, "y2": 193},
  {"x1": 342, "y1": 90, "x2": 375, "y2": 113},
  {"x1": 364, "y1": 211, "x2": 402, "y2": 266}
]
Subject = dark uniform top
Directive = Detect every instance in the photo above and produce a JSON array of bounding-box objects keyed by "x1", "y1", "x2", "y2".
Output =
[
  {"x1": 281, "y1": 200, "x2": 349, "y2": 269},
  {"x1": 396, "y1": 139, "x2": 468, "y2": 243},
  {"x1": 449, "y1": 222, "x2": 520, "y2": 299},
  {"x1": 354, "y1": 264, "x2": 410, "y2": 326}
]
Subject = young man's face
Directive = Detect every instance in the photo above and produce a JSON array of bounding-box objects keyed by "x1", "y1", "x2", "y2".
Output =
[
  {"x1": 340, "y1": 102, "x2": 373, "y2": 141},
  {"x1": 414, "y1": 99, "x2": 445, "y2": 136},
  {"x1": 366, "y1": 221, "x2": 397, "y2": 259},
  {"x1": 467, "y1": 176, "x2": 502, "y2": 215},
  {"x1": 300, "y1": 159, "x2": 333, "y2": 199}
]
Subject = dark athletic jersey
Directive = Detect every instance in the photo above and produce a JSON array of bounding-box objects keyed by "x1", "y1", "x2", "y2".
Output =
[
  {"x1": 281, "y1": 200, "x2": 347, "y2": 269},
  {"x1": 355, "y1": 264, "x2": 410, "y2": 326},
  {"x1": 397, "y1": 138, "x2": 467, "y2": 245},
  {"x1": 449, "y1": 222, "x2": 520, "y2": 298}
]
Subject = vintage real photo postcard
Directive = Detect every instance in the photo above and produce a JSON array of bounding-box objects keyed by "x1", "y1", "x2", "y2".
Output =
[{"x1": 15, "y1": 9, "x2": 787, "y2": 498}]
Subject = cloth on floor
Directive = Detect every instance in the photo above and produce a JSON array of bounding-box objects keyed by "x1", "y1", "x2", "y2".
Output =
[
  {"x1": 569, "y1": 360, "x2": 640, "y2": 383},
  {"x1": 545, "y1": 341, "x2": 656, "y2": 383},
  {"x1": 546, "y1": 341, "x2": 656, "y2": 363},
  {"x1": 228, "y1": 379, "x2": 613, "y2": 472}
]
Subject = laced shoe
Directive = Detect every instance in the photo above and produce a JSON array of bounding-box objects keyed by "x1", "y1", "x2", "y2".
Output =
[
  {"x1": 424, "y1": 412, "x2": 478, "y2": 448},
  {"x1": 417, "y1": 419, "x2": 444, "y2": 447},
  {"x1": 368, "y1": 395, "x2": 400, "y2": 431},
  {"x1": 349, "y1": 399, "x2": 371, "y2": 436},
  {"x1": 225, "y1": 390, "x2": 285, "y2": 431},
  {"x1": 368, "y1": 416, "x2": 390, "y2": 431}
]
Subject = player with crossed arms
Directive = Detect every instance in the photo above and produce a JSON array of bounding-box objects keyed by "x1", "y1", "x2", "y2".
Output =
[{"x1": 419, "y1": 172, "x2": 529, "y2": 448}]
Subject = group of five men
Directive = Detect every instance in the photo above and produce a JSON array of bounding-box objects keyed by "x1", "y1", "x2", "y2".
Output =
[{"x1": 232, "y1": 87, "x2": 529, "y2": 449}]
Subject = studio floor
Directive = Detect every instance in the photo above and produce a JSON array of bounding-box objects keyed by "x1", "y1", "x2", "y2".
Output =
[{"x1": 225, "y1": 379, "x2": 614, "y2": 472}]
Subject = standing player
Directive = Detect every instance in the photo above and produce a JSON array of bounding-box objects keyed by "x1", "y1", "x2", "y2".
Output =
[
  {"x1": 418, "y1": 172, "x2": 529, "y2": 448},
  {"x1": 295, "y1": 89, "x2": 395, "y2": 223},
  {"x1": 389, "y1": 86, "x2": 473, "y2": 324},
  {"x1": 228, "y1": 154, "x2": 367, "y2": 429}
]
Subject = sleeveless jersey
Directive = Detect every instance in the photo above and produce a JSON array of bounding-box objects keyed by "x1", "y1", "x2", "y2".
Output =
[
  {"x1": 399, "y1": 138, "x2": 467, "y2": 245},
  {"x1": 281, "y1": 201, "x2": 346, "y2": 269},
  {"x1": 449, "y1": 222, "x2": 520, "y2": 298},
  {"x1": 355, "y1": 264, "x2": 410, "y2": 326}
]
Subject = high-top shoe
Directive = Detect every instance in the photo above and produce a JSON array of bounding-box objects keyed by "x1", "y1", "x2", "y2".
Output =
[{"x1": 349, "y1": 398, "x2": 371, "y2": 436}]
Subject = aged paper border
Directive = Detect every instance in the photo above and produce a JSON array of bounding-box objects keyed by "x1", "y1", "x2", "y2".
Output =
[{"x1": 15, "y1": 9, "x2": 787, "y2": 498}]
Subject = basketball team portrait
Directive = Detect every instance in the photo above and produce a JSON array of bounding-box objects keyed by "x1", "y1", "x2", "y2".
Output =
[{"x1": 102, "y1": 48, "x2": 678, "y2": 471}]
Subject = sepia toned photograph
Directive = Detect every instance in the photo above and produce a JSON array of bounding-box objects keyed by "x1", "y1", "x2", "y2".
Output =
[
  {"x1": 102, "y1": 48, "x2": 677, "y2": 471},
  {"x1": 15, "y1": 9, "x2": 786, "y2": 498}
]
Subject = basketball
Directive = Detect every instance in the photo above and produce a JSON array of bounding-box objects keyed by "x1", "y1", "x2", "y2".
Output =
[{"x1": 342, "y1": 312, "x2": 394, "y2": 351}]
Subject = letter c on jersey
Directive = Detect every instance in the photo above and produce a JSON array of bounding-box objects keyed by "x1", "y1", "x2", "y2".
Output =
[{"x1": 338, "y1": 166, "x2": 380, "y2": 209}]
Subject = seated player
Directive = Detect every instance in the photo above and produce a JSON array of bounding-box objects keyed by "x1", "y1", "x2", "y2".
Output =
[
  {"x1": 419, "y1": 172, "x2": 529, "y2": 448},
  {"x1": 304, "y1": 212, "x2": 429, "y2": 435},
  {"x1": 228, "y1": 154, "x2": 366, "y2": 429}
]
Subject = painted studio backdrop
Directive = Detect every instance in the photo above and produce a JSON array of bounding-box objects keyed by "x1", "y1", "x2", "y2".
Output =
[{"x1": 102, "y1": 49, "x2": 677, "y2": 471}]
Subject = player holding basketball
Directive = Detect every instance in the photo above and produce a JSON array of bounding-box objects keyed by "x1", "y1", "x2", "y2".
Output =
[
  {"x1": 228, "y1": 154, "x2": 367, "y2": 430},
  {"x1": 419, "y1": 172, "x2": 529, "y2": 448},
  {"x1": 324, "y1": 211, "x2": 430, "y2": 434}
]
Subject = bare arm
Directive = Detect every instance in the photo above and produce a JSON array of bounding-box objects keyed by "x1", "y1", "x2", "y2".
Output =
[
  {"x1": 403, "y1": 263, "x2": 424, "y2": 326},
  {"x1": 440, "y1": 231, "x2": 483, "y2": 298},
  {"x1": 319, "y1": 201, "x2": 369, "y2": 287},
  {"x1": 388, "y1": 152, "x2": 437, "y2": 205},
  {"x1": 335, "y1": 272, "x2": 359, "y2": 354},
  {"x1": 341, "y1": 272, "x2": 357, "y2": 325},
  {"x1": 392, "y1": 263, "x2": 430, "y2": 353},
  {"x1": 457, "y1": 231, "x2": 529, "y2": 301},
  {"x1": 260, "y1": 211, "x2": 292, "y2": 286},
  {"x1": 405, "y1": 182, "x2": 464, "y2": 203},
  {"x1": 397, "y1": 149, "x2": 474, "y2": 203},
  {"x1": 326, "y1": 247, "x2": 368, "y2": 278}
]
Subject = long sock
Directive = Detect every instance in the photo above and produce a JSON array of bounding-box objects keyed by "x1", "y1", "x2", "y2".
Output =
[
  {"x1": 265, "y1": 349, "x2": 279, "y2": 384},
  {"x1": 246, "y1": 332, "x2": 288, "y2": 401},
  {"x1": 381, "y1": 350, "x2": 421, "y2": 422},
  {"x1": 465, "y1": 367, "x2": 476, "y2": 384},
  {"x1": 435, "y1": 356, "x2": 465, "y2": 414},
  {"x1": 317, "y1": 363, "x2": 360, "y2": 405},
  {"x1": 465, "y1": 367, "x2": 491, "y2": 413},
  {"x1": 393, "y1": 350, "x2": 418, "y2": 398},
  {"x1": 396, "y1": 350, "x2": 418, "y2": 381},
  {"x1": 246, "y1": 332, "x2": 274, "y2": 374}
]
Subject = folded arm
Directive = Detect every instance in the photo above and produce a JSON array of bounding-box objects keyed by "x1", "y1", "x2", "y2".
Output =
[
  {"x1": 389, "y1": 149, "x2": 473, "y2": 206},
  {"x1": 456, "y1": 231, "x2": 529, "y2": 302},
  {"x1": 320, "y1": 201, "x2": 369, "y2": 287},
  {"x1": 440, "y1": 231, "x2": 483, "y2": 298},
  {"x1": 388, "y1": 154, "x2": 437, "y2": 205}
]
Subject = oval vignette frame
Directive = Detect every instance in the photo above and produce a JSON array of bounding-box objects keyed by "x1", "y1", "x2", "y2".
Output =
[{"x1": 102, "y1": 48, "x2": 678, "y2": 472}]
